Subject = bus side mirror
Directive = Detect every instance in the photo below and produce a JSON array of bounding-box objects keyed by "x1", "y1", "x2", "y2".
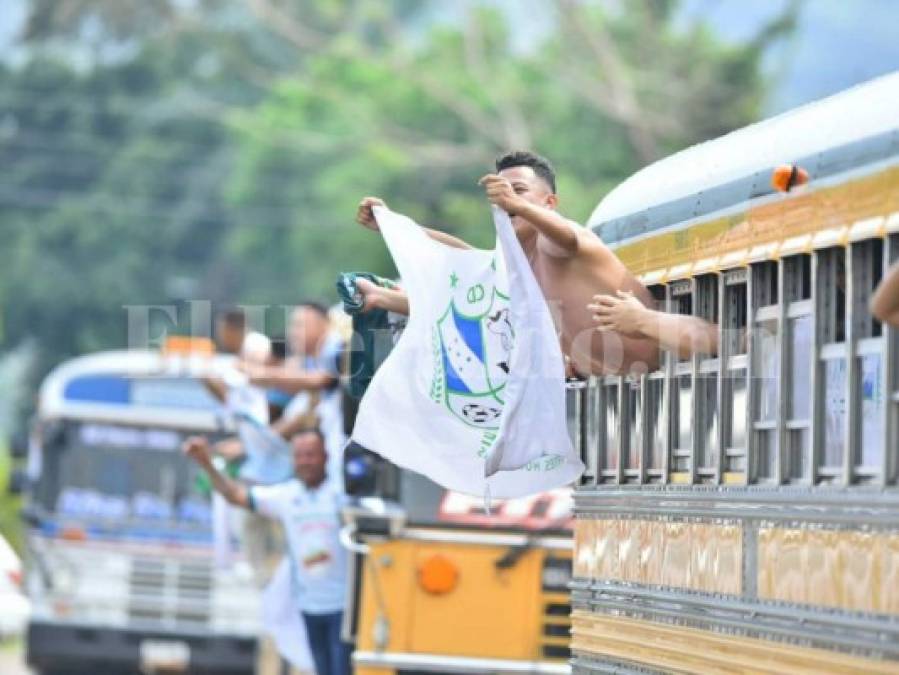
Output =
[
  {"x1": 9, "y1": 432, "x2": 28, "y2": 459},
  {"x1": 8, "y1": 467, "x2": 29, "y2": 495}
]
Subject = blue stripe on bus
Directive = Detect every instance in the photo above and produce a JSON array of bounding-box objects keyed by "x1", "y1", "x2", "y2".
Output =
[
  {"x1": 64, "y1": 375, "x2": 131, "y2": 404},
  {"x1": 37, "y1": 520, "x2": 213, "y2": 545}
]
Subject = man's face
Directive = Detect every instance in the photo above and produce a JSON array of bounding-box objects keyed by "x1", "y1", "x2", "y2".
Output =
[
  {"x1": 497, "y1": 165, "x2": 558, "y2": 237},
  {"x1": 215, "y1": 319, "x2": 245, "y2": 355},
  {"x1": 292, "y1": 433, "x2": 327, "y2": 486},
  {"x1": 288, "y1": 307, "x2": 328, "y2": 356}
]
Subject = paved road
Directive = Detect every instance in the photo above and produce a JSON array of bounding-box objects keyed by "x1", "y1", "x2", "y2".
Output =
[{"x1": 0, "y1": 641, "x2": 33, "y2": 675}]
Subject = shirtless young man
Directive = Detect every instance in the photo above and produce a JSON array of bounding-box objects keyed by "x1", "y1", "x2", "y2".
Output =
[{"x1": 355, "y1": 150, "x2": 660, "y2": 375}]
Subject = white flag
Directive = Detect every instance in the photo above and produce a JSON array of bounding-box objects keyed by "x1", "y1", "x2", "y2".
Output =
[
  {"x1": 351, "y1": 206, "x2": 583, "y2": 498},
  {"x1": 261, "y1": 558, "x2": 313, "y2": 671}
]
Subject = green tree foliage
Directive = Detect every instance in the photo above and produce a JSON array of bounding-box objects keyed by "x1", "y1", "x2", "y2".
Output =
[
  {"x1": 225, "y1": 0, "x2": 796, "y2": 294},
  {"x1": 1, "y1": 0, "x2": 795, "y2": 382}
]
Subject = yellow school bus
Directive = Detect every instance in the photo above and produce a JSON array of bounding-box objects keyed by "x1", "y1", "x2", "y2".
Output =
[
  {"x1": 570, "y1": 72, "x2": 899, "y2": 672},
  {"x1": 341, "y1": 464, "x2": 575, "y2": 674}
]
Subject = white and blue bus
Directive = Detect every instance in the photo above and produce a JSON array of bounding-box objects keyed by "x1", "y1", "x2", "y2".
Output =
[{"x1": 20, "y1": 348, "x2": 260, "y2": 675}]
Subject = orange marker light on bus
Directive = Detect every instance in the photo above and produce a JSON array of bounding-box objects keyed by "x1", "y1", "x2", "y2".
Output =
[
  {"x1": 163, "y1": 336, "x2": 215, "y2": 356},
  {"x1": 417, "y1": 554, "x2": 459, "y2": 595},
  {"x1": 771, "y1": 164, "x2": 809, "y2": 192},
  {"x1": 60, "y1": 525, "x2": 87, "y2": 541}
]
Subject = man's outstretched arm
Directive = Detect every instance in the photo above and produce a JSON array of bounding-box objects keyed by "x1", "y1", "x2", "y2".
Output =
[
  {"x1": 872, "y1": 261, "x2": 899, "y2": 328},
  {"x1": 589, "y1": 291, "x2": 719, "y2": 358},
  {"x1": 357, "y1": 196, "x2": 473, "y2": 250},
  {"x1": 479, "y1": 174, "x2": 578, "y2": 255},
  {"x1": 242, "y1": 364, "x2": 336, "y2": 394},
  {"x1": 355, "y1": 278, "x2": 410, "y2": 315},
  {"x1": 182, "y1": 436, "x2": 250, "y2": 508}
]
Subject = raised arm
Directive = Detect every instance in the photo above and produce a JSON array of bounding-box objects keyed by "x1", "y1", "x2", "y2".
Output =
[
  {"x1": 242, "y1": 364, "x2": 335, "y2": 394},
  {"x1": 273, "y1": 391, "x2": 321, "y2": 439},
  {"x1": 356, "y1": 196, "x2": 473, "y2": 250},
  {"x1": 182, "y1": 436, "x2": 249, "y2": 508},
  {"x1": 479, "y1": 174, "x2": 578, "y2": 255},
  {"x1": 871, "y1": 261, "x2": 899, "y2": 328},
  {"x1": 589, "y1": 291, "x2": 719, "y2": 358}
]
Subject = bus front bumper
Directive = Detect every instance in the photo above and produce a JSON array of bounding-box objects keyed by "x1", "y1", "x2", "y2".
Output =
[{"x1": 27, "y1": 620, "x2": 256, "y2": 675}]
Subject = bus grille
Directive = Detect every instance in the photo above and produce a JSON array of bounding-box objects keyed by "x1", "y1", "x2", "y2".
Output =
[
  {"x1": 540, "y1": 593, "x2": 572, "y2": 660},
  {"x1": 540, "y1": 555, "x2": 572, "y2": 661},
  {"x1": 128, "y1": 557, "x2": 212, "y2": 629}
]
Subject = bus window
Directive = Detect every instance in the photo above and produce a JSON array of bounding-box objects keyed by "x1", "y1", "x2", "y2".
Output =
[
  {"x1": 722, "y1": 270, "x2": 748, "y2": 476},
  {"x1": 695, "y1": 275, "x2": 720, "y2": 482},
  {"x1": 816, "y1": 247, "x2": 847, "y2": 483},
  {"x1": 669, "y1": 280, "x2": 693, "y2": 478},
  {"x1": 645, "y1": 284, "x2": 667, "y2": 482},
  {"x1": 602, "y1": 379, "x2": 621, "y2": 481},
  {"x1": 644, "y1": 376, "x2": 665, "y2": 479},
  {"x1": 784, "y1": 254, "x2": 813, "y2": 482},
  {"x1": 751, "y1": 261, "x2": 779, "y2": 482},
  {"x1": 578, "y1": 379, "x2": 599, "y2": 487},
  {"x1": 852, "y1": 239, "x2": 885, "y2": 479},
  {"x1": 889, "y1": 234, "x2": 899, "y2": 485},
  {"x1": 624, "y1": 378, "x2": 642, "y2": 479}
]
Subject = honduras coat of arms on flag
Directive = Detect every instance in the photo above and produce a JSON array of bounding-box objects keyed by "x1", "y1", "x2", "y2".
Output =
[{"x1": 351, "y1": 206, "x2": 584, "y2": 498}]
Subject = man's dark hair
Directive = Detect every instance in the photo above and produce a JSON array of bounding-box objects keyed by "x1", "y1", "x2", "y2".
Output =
[
  {"x1": 217, "y1": 308, "x2": 246, "y2": 330},
  {"x1": 292, "y1": 427, "x2": 327, "y2": 452},
  {"x1": 296, "y1": 301, "x2": 329, "y2": 319},
  {"x1": 495, "y1": 150, "x2": 557, "y2": 194}
]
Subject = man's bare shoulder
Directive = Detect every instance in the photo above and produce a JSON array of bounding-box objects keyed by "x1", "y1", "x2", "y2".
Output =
[{"x1": 572, "y1": 221, "x2": 615, "y2": 257}]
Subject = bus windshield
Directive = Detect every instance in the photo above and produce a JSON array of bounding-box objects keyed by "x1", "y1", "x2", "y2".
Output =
[{"x1": 34, "y1": 421, "x2": 211, "y2": 528}]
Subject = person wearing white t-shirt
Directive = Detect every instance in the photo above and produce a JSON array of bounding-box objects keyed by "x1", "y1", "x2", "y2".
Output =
[{"x1": 182, "y1": 429, "x2": 351, "y2": 675}]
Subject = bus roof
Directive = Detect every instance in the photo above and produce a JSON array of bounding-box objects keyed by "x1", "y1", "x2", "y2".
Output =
[
  {"x1": 589, "y1": 70, "x2": 899, "y2": 245},
  {"x1": 39, "y1": 349, "x2": 236, "y2": 432}
]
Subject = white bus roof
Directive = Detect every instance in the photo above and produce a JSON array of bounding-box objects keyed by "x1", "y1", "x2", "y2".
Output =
[
  {"x1": 39, "y1": 350, "x2": 237, "y2": 432},
  {"x1": 588, "y1": 70, "x2": 899, "y2": 232}
]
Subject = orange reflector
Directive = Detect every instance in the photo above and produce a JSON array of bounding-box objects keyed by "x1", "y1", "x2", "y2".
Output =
[
  {"x1": 771, "y1": 164, "x2": 809, "y2": 192},
  {"x1": 163, "y1": 335, "x2": 216, "y2": 355},
  {"x1": 417, "y1": 554, "x2": 459, "y2": 595},
  {"x1": 60, "y1": 526, "x2": 87, "y2": 542}
]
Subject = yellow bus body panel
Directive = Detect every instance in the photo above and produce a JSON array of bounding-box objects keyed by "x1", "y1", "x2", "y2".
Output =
[
  {"x1": 571, "y1": 611, "x2": 899, "y2": 674},
  {"x1": 610, "y1": 164, "x2": 899, "y2": 277},
  {"x1": 355, "y1": 536, "x2": 569, "y2": 666}
]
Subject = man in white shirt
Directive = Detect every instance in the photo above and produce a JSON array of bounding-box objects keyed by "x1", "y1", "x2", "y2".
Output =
[{"x1": 182, "y1": 429, "x2": 351, "y2": 675}]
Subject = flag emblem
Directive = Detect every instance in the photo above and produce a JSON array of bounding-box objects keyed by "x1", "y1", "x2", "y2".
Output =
[{"x1": 435, "y1": 285, "x2": 513, "y2": 429}]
